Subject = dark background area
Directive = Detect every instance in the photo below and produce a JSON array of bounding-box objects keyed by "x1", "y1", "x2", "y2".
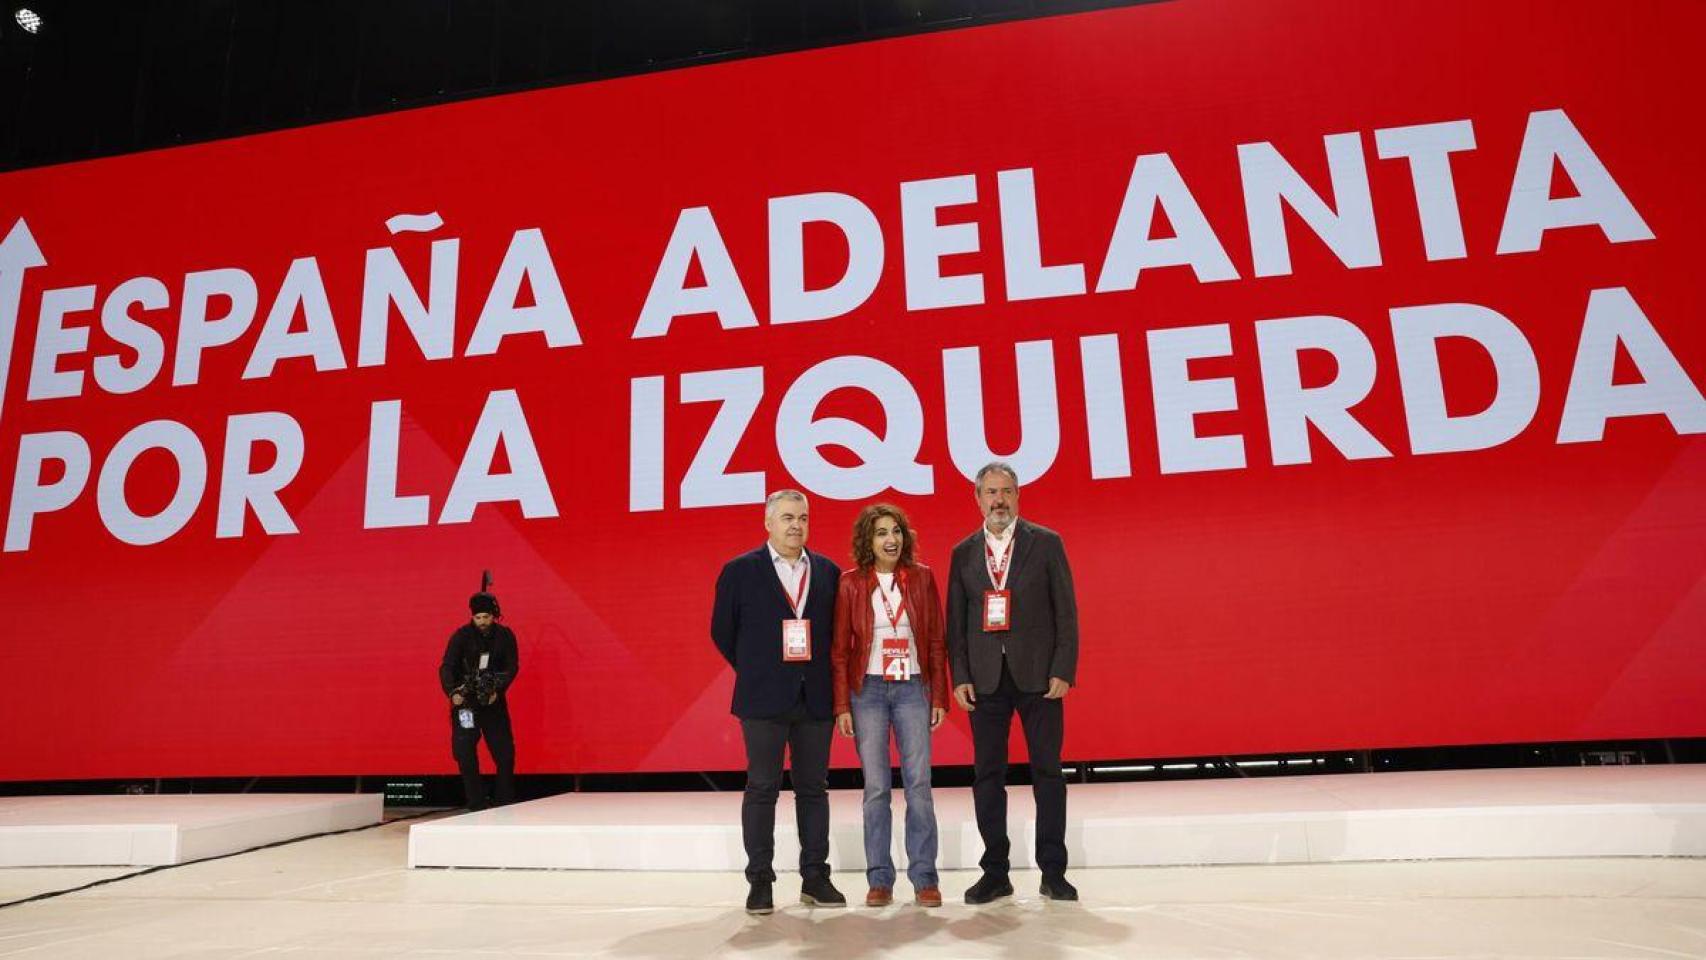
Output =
[{"x1": 0, "y1": 0, "x2": 1165, "y2": 172}]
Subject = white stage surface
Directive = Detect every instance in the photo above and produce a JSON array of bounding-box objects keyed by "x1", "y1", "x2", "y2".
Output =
[
  {"x1": 409, "y1": 766, "x2": 1706, "y2": 870},
  {"x1": 8, "y1": 819, "x2": 1704, "y2": 959},
  {"x1": 0, "y1": 794, "x2": 384, "y2": 867}
]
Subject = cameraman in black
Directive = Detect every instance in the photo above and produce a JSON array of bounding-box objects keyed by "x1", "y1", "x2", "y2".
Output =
[{"x1": 439, "y1": 591, "x2": 519, "y2": 810}]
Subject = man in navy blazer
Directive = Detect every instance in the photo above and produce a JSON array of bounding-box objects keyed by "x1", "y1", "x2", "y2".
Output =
[{"x1": 711, "y1": 489, "x2": 846, "y2": 914}]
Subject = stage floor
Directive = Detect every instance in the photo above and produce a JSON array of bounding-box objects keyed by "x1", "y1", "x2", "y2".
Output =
[
  {"x1": 0, "y1": 794, "x2": 383, "y2": 866},
  {"x1": 1, "y1": 813, "x2": 1702, "y2": 958},
  {"x1": 409, "y1": 765, "x2": 1706, "y2": 870}
]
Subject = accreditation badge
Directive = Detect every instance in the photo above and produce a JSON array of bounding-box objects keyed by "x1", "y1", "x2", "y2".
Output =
[
  {"x1": 782, "y1": 618, "x2": 812, "y2": 661},
  {"x1": 983, "y1": 589, "x2": 1012, "y2": 632},
  {"x1": 881, "y1": 637, "x2": 912, "y2": 681}
]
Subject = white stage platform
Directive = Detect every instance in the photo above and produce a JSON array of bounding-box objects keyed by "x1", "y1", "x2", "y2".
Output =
[
  {"x1": 408, "y1": 766, "x2": 1706, "y2": 871},
  {"x1": 0, "y1": 794, "x2": 384, "y2": 867}
]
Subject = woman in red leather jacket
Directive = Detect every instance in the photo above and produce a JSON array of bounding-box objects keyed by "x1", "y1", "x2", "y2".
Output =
[{"x1": 832, "y1": 503, "x2": 950, "y2": 908}]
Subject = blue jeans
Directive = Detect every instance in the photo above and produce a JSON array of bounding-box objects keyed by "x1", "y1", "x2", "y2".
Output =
[{"x1": 851, "y1": 675, "x2": 938, "y2": 890}]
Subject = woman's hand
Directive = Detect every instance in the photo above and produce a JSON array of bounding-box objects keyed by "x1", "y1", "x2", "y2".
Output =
[
  {"x1": 930, "y1": 707, "x2": 945, "y2": 730},
  {"x1": 836, "y1": 712, "x2": 854, "y2": 738}
]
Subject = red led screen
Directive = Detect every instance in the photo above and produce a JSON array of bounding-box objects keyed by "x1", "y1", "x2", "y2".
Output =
[{"x1": 1, "y1": 0, "x2": 1701, "y2": 778}]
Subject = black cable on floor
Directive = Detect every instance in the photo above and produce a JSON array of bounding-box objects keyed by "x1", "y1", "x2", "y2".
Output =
[{"x1": 0, "y1": 807, "x2": 448, "y2": 910}]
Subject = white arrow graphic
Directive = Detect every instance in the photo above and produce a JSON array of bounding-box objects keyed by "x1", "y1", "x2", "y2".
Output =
[{"x1": 0, "y1": 218, "x2": 47, "y2": 433}]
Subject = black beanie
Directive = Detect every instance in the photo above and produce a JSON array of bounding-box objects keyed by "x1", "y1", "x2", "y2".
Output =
[{"x1": 469, "y1": 592, "x2": 500, "y2": 617}]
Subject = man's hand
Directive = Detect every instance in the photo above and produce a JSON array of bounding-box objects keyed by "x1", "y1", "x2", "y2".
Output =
[
  {"x1": 953, "y1": 684, "x2": 977, "y2": 711},
  {"x1": 836, "y1": 712, "x2": 854, "y2": 738},
  {"x1": 930, "y1": 707, "x2": 946, "y2": 729},
  {"x1": 483, "y1": 690, "x2": 498, "y2": 706},
  {"x1": 1044, "y1": 677, "x2": 1071, "y2": 699},
  {"x1": 450, "y1": 692, "x2": 465, "y2": 706}
]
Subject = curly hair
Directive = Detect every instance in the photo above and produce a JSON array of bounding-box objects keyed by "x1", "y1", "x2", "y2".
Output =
[{"x1": 850, "y1": 502, "x2": 917, "y2": 571}]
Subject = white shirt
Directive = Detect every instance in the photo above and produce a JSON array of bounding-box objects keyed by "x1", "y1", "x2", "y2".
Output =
[
  {"x1": 768, "y1": 544, "x2": 810, "y2": 616},
  {"x1": 982, "y1": 521, "x2": 1017, "y2": 655},
  {"x1": 983, "y1": 520, "x2": 1017, "y2": 588},
  {"x1": 865, "y1": 570, "x2": 921, "y2": 677}
]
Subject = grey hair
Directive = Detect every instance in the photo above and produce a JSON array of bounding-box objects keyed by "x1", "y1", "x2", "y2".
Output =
[
  {"x1": 764, "y1": 489, "x2": 809, "y2": 517},
  {"x1": 973, "y1": 461, "x2": 1020, "y2": 489}
]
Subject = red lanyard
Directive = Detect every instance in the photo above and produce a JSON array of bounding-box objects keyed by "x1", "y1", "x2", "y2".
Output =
[
  {"x1": 785, "y1": 555, "x2": 810, "y2": 618},
  {"x1": 876, "y1": 570, "x2": 909, "y2": 633},
  {"x1": 985, "y1": 535, "x2": 1013, "y2": 590}
]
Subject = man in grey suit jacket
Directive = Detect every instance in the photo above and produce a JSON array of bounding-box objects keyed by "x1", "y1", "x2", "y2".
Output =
[{"x1": 946, "y1": 461, "x2": 1080, "y2": 903}]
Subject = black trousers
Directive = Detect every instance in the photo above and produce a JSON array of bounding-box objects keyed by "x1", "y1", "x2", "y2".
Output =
[
  {"x1": 740, "y1": 702, "x2": 833, "y2": 884},
  {"x1": 450, "y1": 701, "x2": 515, "y2": 811},
  {"x1": 968, "y1": 658, "x2": 1067, "y2": 878}
]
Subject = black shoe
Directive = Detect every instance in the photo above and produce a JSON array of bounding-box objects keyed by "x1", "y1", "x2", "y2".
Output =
[
  {"x1": 1040, "y1": 874, "x2": 1079, "y2": 901},
  {"x1": 745, "y1": 882, "x2": 774, "y2": 915},
  {"x1": 963, "y1": 873, "x2": 1014, "y2": 905},
  {"x1": 800, "y1": 876, "x2": 846, "y2": 907}
]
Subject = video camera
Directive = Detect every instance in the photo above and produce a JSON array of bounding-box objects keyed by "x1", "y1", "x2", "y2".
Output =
[{"x1": 454, "y1": 670, "x2": 502, "y2": 707}]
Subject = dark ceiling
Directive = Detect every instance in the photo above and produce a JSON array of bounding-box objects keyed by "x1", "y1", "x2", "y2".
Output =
[{"x1": 0, "y1": 0, "x2": 1159, "y2": 172}]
